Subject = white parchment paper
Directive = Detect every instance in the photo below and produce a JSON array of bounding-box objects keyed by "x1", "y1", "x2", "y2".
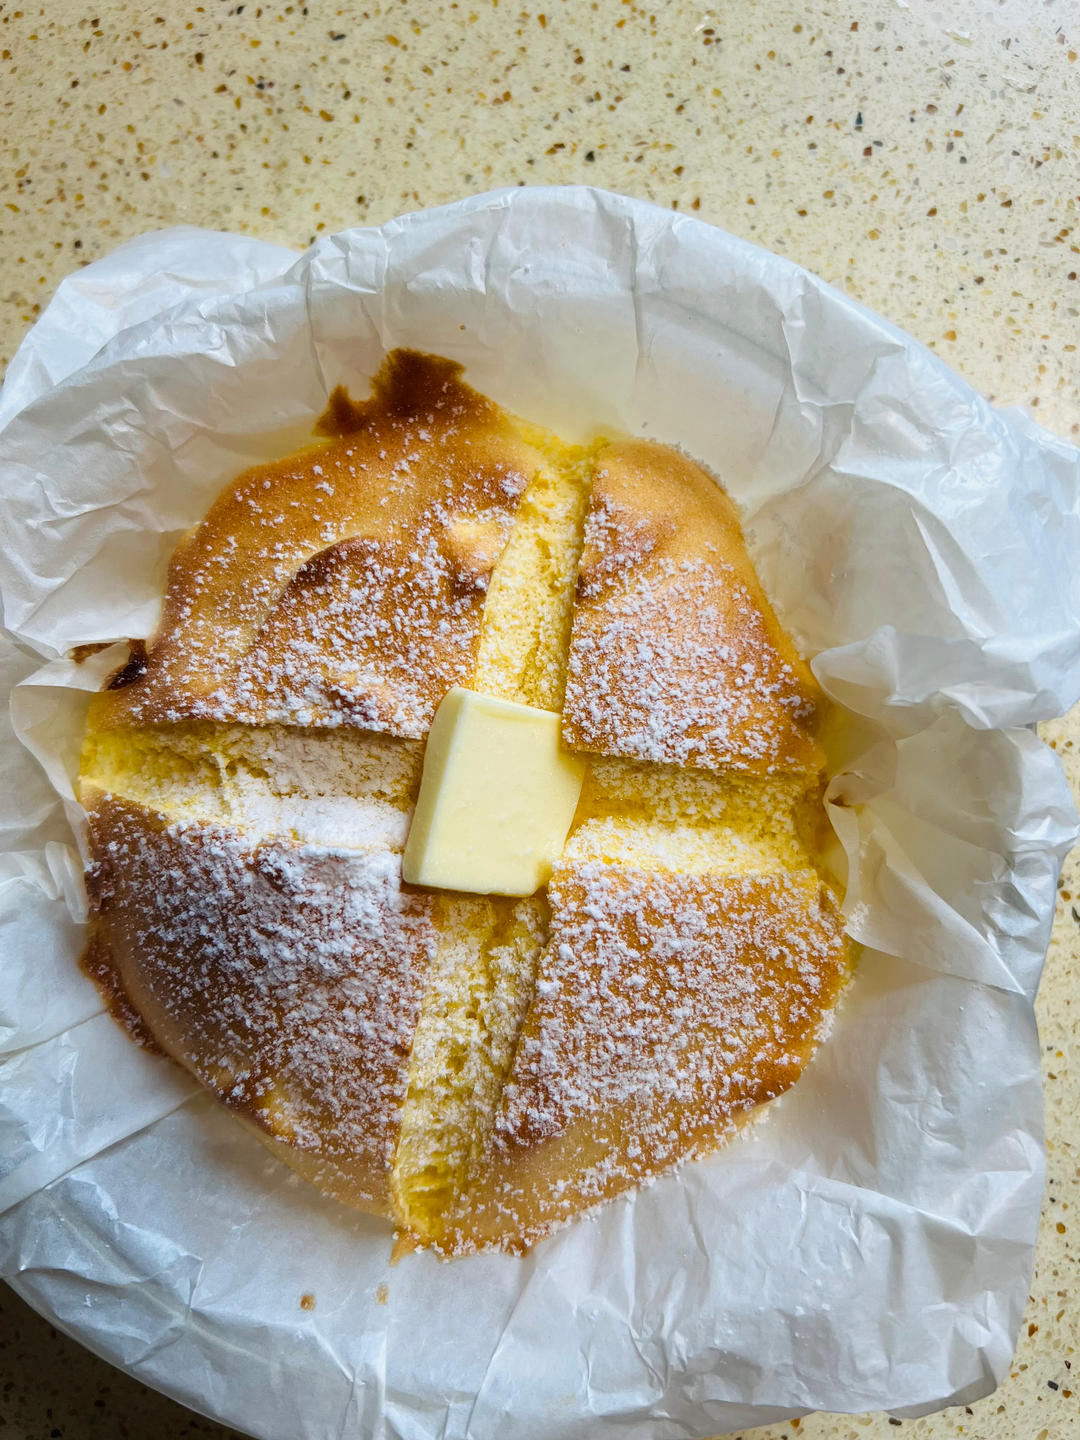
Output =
[{"x1": 1, "y1": 187, "x2": 1078, "y2": 1440}]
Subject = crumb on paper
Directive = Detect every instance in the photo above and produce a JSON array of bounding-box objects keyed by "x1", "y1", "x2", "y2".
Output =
[{"x1": 70, "y1": 642, "x2": 113, "y2": 665}]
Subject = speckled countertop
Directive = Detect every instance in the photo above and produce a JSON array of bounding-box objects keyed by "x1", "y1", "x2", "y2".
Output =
[{"x1": 1, "y1": 2, "x2": 1078, "y2": 1437}]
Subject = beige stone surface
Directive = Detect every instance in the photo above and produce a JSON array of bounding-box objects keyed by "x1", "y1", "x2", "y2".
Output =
[{"x1": 0, "y1": 0, "x2": 1077, "y2": 1436}]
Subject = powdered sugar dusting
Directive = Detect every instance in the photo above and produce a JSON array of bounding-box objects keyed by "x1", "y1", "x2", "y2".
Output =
[
  {"x1": 562, "y1": 447, "x2": 822, "y2": 775},
  {"x1": 81, "y1": 723, "x2": 422, "y2": 852},
  {"x1": 566, "y1": 547, "x2": 817, "y2": 773},
  {"x1": 80, "y1": 360, "x2": 852, "y2": 1254},
  {"x1": 222, "y1": 792, "x2": 410, "y2": 851},
  {"x1": 89, "y1": 796, "x2": 438, "y2": 1205},
  {"x1": 219, "y1": 520, "x2": 513, "y2": 736},
  {"x1": 101, "y1": 352, "x2": 542, "y2": 737},
  {"x1": 498, "y1": 862, "x2": 847, "y2": 1150}
]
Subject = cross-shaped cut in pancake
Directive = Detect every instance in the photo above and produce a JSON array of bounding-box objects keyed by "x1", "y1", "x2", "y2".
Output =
[
  {"x1": 563, "y1": 439, "x2": 823, "y2": 775},
  {"x1": 79, "y1": 350, "x2": 852, "y2": 1257}
]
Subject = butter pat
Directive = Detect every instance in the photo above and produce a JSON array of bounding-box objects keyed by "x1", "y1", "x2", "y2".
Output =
[{"x1": 402, "y1": 687, "x2": 586, "y2": 896}]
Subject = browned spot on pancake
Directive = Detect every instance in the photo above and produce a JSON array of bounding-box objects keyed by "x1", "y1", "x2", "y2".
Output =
[
  {"x1": 105, "y1": 638, "x2": 149, "y2": 690},
  {"x1": 70, "y1": 641, "x2": 114, "y2": 666},
  {"x1": 315, "y1": 351, "x2": 490, "y2": 435}
]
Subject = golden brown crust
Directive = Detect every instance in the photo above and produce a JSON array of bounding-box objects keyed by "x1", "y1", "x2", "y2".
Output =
[
  {"x1": 80, "y1": 928, "x2": 162, "y2": 1053},
  {"x1": 437, "y1": 863, "x2": 849, "y2": 1253},
  {"x1": 86, "y1": 791, "x2": 437, "y2": 1215},
  {"x1": 92, "y1": 351, "x2": 543, "y2": 738},
  {"x1": 78, "y1": 357, "x2": 851, "y2": 1256},
  {"x1": 562, "y1": 439, "x2": 824, "y2": 775}
]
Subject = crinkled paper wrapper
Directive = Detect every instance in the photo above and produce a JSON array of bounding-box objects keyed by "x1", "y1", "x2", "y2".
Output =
[{"x1": 1, "y1": 187, "x2": 1079, "y2": 1440}]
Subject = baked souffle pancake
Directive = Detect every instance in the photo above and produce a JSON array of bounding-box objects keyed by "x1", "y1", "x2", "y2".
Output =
[{"x1": 79, "y1": 349, "x2": 853, "y2": 1257}]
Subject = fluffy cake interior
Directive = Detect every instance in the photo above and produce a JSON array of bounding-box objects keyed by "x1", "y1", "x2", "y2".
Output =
[
  {"x1": 469, "y1": 423, "x2": 595, "y2": 711},
  {"x1": 79, "y1": 365, "x2": 843, "y2": 1254},
  {"x1": 391, "y1": 425, "x2": 594, "y2": 1240},
  {"x1": 390, "y1": 893, "x2": 546, "y2": 1238},
  {"x1": 81, "y1": 721, "x2": 422, "y2": 848}
]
